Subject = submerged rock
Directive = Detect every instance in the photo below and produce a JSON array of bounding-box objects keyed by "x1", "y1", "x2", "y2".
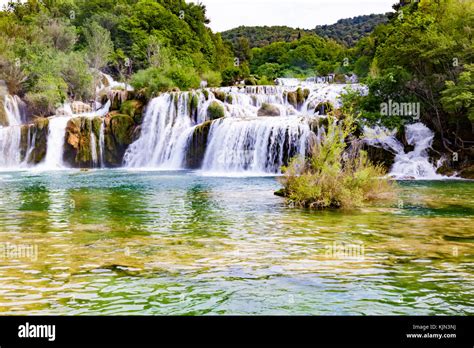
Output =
[
  {"x1": 257, "y1": 103, "x2": 280, "y2": 117},
  {"x1": 185, "y1": 120, "x2": 212, "y2": 169}
]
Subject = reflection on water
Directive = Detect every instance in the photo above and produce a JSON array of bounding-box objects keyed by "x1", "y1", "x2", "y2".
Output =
[{"x1": 0, "y1": 170, "x2": 473, "y2": 315}]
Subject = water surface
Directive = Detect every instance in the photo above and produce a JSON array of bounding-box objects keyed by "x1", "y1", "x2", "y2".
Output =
[{"x1": 0, "y1": 170, "x2": 472, "y2": 315}]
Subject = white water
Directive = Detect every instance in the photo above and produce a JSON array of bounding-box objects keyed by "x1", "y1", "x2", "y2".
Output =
[
  {"x1": 202, "y1": 116, "x2": 315, "y2": 174},
  {"x1": 124, "y1": 94, "x2": 199, "y2": 169},
  {"x1": 364, "y1": 122, "x2": 444, "y2": 179},
  {"x1": 0, "y1": 95, "x2": 25, "y2": 168},
  {"x1": 90, "y1": 127, "x2": 99, "y2": 167},
  {"x1": 98, "y1": 120, "x2": 105, "y2": 168},
  {"x1": 40, "y1": 116, "x2": 71, "y2": 169},
  {"x1": 124, "y1": 84, "x2": 364, "y2": 173}
]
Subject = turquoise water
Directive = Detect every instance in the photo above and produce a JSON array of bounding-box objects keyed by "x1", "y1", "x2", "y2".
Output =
[{"x1": 0, "y1": 170, "x2": 473, "y2": 315}]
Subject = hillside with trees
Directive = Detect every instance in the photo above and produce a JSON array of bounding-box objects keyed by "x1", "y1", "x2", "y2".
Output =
[
  {"x1": 0, "y1": 0, "x2": 235, "y2": 114},
  {"x1": 221, "y1": 14, "x2": 389, "y2": 48}
]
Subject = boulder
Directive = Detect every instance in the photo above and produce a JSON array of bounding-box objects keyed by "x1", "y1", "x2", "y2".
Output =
[
  {"x1": 213, "y1": 90, "x2": 226, "y2": 102},
  {"x1": 207, "y1": 101, "x2": 225, "y2": 120},
  {"x1": 0, "y1": 98, "x2": 7, "y2": 126},
  {"x1": 25, "y1": 117, "x2": 49, "y2": 164},
  {"x1": 120, "y1": 100, "x2": 145, "y2": 125},
  {"x1": 458, "y1": 164, "x2": 474, "y2": 179},
  {"x1": 185, "y1": 120, "x2": 212, "y2": 169},
  {"x1": 314, "y1": 101, "x2": 334, "y2": 115},
  {"x1": 71, "y1": 101, "x2": 92, "y2": 114},
  {"x1": 257, "y1": 103, "x2": 281, "y2": 117}
]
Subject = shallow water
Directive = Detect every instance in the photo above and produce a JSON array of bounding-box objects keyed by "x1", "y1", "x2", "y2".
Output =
[{"x1": 0, "y1": 170, "x2": 472, "y2": 315}]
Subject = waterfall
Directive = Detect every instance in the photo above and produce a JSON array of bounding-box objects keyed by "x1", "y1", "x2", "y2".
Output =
[
  {"x1": 98, "y1": 120, "x2": 105, "y2": 168},
  {"x1": 23, "y1": 125, "x2": 37, "y2": 166},
  {"x1": 41, "y1": 116, "x2": 71, "y2": 169},
  {"x1": 364, "y1": 122, "x2": 443, "y2": 179},
  {"x1": 0, "y1": 95, "x2": 24, "y2": 168},
  {"x1": 123, "y1": 93, "x2": 197, "y2": 169},
  {"x1": 90, "y1": 126, "x2": 99, "y2": 167},
  {"x1": 124, "y1": 83, "x2": 365, "y2": 173},
  {"x1": 202, "y1": 116, "x2": 315, "y2": 174}
]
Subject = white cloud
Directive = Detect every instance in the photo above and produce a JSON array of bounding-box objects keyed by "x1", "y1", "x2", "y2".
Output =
[{"x1": 190, "y1": 0, "x2": 396, "y2": 32}]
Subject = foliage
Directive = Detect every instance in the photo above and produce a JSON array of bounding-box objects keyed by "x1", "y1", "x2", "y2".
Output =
[
  {"x1": 207, "y1": 101, "x2": 224, "y2": 120},
  {"x1": 201, "y1": 70, "x2": 222, "y2": 87},
  {"x1": 279, "y1": 111, "x2": 395, "y2": 209},
  {"x1": 441, "y1": 64, "x2": 474, "y2": 123},
  {"x1": 346, "y1": 0, "x2": 474, "y2": 148},
  {"x1": 0, "y1": 0, "x2": 235, "y2": 116},
  {"x1": 221, "y1": 15, "x2": 388, "y2": 48}
]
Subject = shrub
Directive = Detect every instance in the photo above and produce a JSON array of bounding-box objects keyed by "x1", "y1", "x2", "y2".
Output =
[
  {"x1": 201, "y1": 71, "x2": 222, "y2": 87},
  {"x1": 25, "y1": 75, "x2": 68, "y2": 116},
  {"x1": 278, "y1": 110, "x2": 395, "y2": 209}
]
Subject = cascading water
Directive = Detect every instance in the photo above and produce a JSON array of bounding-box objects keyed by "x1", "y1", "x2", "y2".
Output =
[
  {"x1": 90, "y1": 125, "x2": 99, "y2": 167},
  {"x1": 98, "y1": 120, "x2": 105, "y2": 168},
  {"x1": 124, "y1": 93, "x2": 203, "y2": 169},
  {"x1": 125, "y1": 83, "x2": 363, "y2": 173},
  {"x1": 364, "y1": 122, "x2": 443, "y2": 179},
  {"x1": 41, "y1": 116, "x2": 71, "y2": 169},
  {"x1": 202, "y1": 116, "x2": 315, "y2": 174},
  {"x1": 0, "y1": 95, "x2": 25, "y2": 168}
]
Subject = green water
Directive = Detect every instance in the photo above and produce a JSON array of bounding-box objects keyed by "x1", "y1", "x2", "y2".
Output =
[{"x1": 0, "y1": 170, "x2": 472, "y2": 315}]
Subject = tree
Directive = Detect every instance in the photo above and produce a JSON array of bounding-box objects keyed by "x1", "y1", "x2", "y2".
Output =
[{"x1": 84, "y1": 21, "x2": 113, "y2": 71}]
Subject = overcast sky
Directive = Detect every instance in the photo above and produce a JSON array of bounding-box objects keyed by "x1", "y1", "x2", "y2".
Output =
[
  {"x1": 1, "y1": 0, "x2": 396, "y2": 32},
  {"x1": 191, "y1": 0, "x2": 396, "y2": 32}
]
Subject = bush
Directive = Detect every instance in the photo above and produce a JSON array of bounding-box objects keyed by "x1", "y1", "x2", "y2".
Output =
[
  {"x1": 25, "y1": 75, "x2": 68, "y2": 116},
  {"x1": 164, "y1": 65, "x2": 201, "y2": 90},
  {"x1": 278, "y1": 110, "x2": 395, "y2": 209},
  {"x1": 130, "y1": 67, "x2": 174, "y2": 97},
  {"x1": 201, "y1": 71, "x2": 222, "y2": 87}
]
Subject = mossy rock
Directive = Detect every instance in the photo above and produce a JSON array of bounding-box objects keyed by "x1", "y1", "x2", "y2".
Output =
[
  {"x1": 63, "y1": 117, "x2": 98, "y2": 168},
  {"x1": 244, "y1": 77, "x2": 257, "y2": 86},
  {"x1": 213, "y1": 90, "x2": 226, "y2": 102},
  {"x1": 314, "y1": 102, "x2": 334, "y2": 115},
  {"x1": 202, "y1": 89, "x2": 209, "y2": 100},
  {"x1": 309, "y1": 117, "x2": 330, "y2": 134},
  {"x1": 110, "y1": 114, "x2": 135, "y2": 146},
  {"x1": 185, "y1": 120, "x2": 212, "y2": 169},
  {"x1": 287, "y1": 91, "x2": 298, "y2": 109},
  {"x1": 363, "y1": 143, "x2": 396, "y2": 171},
  {"x1": 296, "y1": 88, "x2": 305, "y2": 105},
  {"x1": 103, "y1": 114, "x2": 135, "y2": 167},
  {"x1": 0, "y1": 98, "x2": 7, "y2": 126},
  {"x1": 459, "y1": 164, "x2": 474, "y2": 179},
  {"x1": 257, "y1": 103, "x2": 280, "y2": 117},
  {"x1": 225, "y1": 95, "x2": 233, "y2": 104},
  {"x1": 25, "y1": 117, "x2": 49, "y2": 164},
  {"x1": 188, "y1": 93, "x2": 200, "y2": 121},
  {"x1": 207, "y1": 101, "x2": 225, "y2": 120},
  {"x1": 120, "y1": 100, "x2": 144, "y2": 125}
]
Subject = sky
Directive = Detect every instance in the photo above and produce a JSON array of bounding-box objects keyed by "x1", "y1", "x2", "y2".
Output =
[
  {"x1": 0, "y1": 0, "x2": 396, "y2": 32},
  {"x1": 191, "y1": 0, "x2": 396, "y2": 32}
]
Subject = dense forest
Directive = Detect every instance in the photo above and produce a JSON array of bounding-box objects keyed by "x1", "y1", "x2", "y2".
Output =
[
  {"x1": 0, "y1": 0, "x2": 235, "y2": 115},
  {"x1": 0, "y1": 0, "x2": 473, "y2": 167},
  {"x1": 221, "y1": 14, "x2": 389, "y2": 48}
]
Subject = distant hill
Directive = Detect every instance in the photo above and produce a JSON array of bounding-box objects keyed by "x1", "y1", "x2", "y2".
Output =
[
  {"x1": 314, "y1": 14, "x2": 389, "y2": 46},
  {"x1": 221, "y1": 14, "x2": 389, "y2": 48}
]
